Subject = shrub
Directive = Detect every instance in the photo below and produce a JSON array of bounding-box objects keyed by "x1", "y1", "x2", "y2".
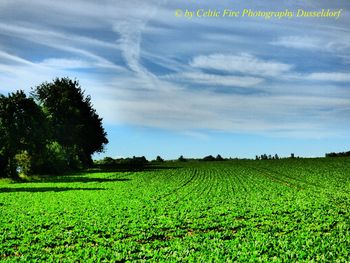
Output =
[
  {"x1": 202, "y1": 155, "x2": 216, "y2": 161},
  {"x1": 178, "y1": 155, "x2": 186, "y2": 162},
  {"x1": 14, "y1": 151, "x2": 32, "y2": 176},
  {"x1": 216, "y1": 154, "x2": 224, "y2": 161},
  {"x1": 156, "y1": 156, "x2": 164, "y2": 162},
  {"x1": 36, "y1": 142, "x2": 71, "y2": 174}
]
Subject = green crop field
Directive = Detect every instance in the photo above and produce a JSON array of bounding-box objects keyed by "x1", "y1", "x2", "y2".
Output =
[{"x1": 1, "y1": 158, "x2": 350, "y2": 262}]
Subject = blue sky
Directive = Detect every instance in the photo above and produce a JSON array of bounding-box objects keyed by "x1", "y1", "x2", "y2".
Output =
[{"x1": 0, "y1": 0, "x2": 349, "y2": 159}]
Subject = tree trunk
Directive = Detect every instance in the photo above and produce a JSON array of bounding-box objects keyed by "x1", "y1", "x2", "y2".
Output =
[{"x1": 7, "y1": 156, "x2": 19, "y2": 179}]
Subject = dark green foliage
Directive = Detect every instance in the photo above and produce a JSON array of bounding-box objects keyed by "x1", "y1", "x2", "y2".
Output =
[
  {"x1": 260, "y1": 154, "x2": 268, "y2": 160},
  {"x1": 256, "y1": 154, "x2": 280, "y2": 161},
  {"x1": 216, "y1": 154, "x2": 224, "y2": 161},
  {"x1": 325, "y1": 151, "x2": 350, "y2": 157},
  {"x1": 98, "y1": 157, "x2": 116, "y2": 166},
  {"x1": 38, "y1": 142, "x2": 72, "y2": 174},
  {"x1": 0, "y1": 91, "x2": 47, "y2": 178},
  {"x1": 202, "y1": 155, "x2": 225, "y2": 161},
  {"x1": 0, "y1": 78, "x2": 108, "y2": 177},
  {"x1": 95, "y1": 156, "x2": 149, "y2": 171},
  {"x1": 14, "y1": 151, "x2": 32, "y2": 176},
  {"x1": 202, "y1": 155, "x2": 216, "y2": 161},
  {"x1": 178, "y1": 155, "x2": 186, "y2": 162},
  {"x1": 0, "y1": 154, "x2": 6, "y2": 176},
  {"x1": 121, "y1": 156, "x2": 148, "y2": 170},
  {"x1": 155, "y1": 156, "x2": 164, "y2": 162},
  {"x1": 32, "y1": 77, "x2": 108, "y2": 168}
]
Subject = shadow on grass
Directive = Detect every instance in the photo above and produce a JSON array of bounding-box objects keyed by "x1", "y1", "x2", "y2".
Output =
[
  {"x1": 37, "y1": 176, "x2": 132, "y2": 183},
  {"x1": 35, "y1": 164, "x2": 182, "y2": 183},
  {"x1": 91, "y1": 164, "x2": 182, "y2": 173},
  {"x1": 0, "y1": 187, "x2": 105, "y2": 193},
  {"x1": 2, "y1": 164, "x2": 183, "y2": 184}
]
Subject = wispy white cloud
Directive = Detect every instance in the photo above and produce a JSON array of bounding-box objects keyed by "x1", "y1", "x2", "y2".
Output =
[
  {"x1": 111, "y1": 0, "x2": 171, "y2": 85},
  {"x1": 271, "y1": 36, "x2": 324, "y2": 50},
  {"x1": 271, "y1": 34, "x2": 350, "y2": 56},
  {"x1": 190, "y1": 53, "x2": 293, "y2": 77},
  {"x1": 0, "y1": 23, "x2": 124, "y2": 71},
  {"x1": 96, "y1": 78, "x2": 349, "y2": 139},
  {"x1": 163, "y1": 72, "x2": 264, "y2": 88},
  {"x1": 0, "y1": 50, "x2": 34, "y2": 66},
  {"x1": 0, "y1": 23, "x2": 119, "y2": 50},
  {"x1": 113, "y1": 22, "x2": 146, "y2": 75},
  {"x1": 306, "y1": 72, "x2": 350, "y2": 82},
  {"x1": 39, "y1": 58, "x2": 94, "y2": 69}
]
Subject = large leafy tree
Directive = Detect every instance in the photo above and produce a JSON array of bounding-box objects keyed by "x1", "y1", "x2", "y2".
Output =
[
  {"x1": 0, "y1": 91, "x2": 47, "y2": 178},
  {"x1": 32, "y1": 78, "x2": 108, "y2": 167}
]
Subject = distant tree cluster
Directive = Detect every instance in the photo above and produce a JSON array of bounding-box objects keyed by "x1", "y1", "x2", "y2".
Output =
[
  {"x1": 95, "y1": 156, "x2": 148, "y2": 170},
  {"x1": 201, "y1": 155, "x2": 225, "y2": 161},
  {"x1": 0, "y1": 78, "x2": 108, "y2": 178},
  {"x1": 255, "y1": 154, "x2": 280, "y2": 160},
  {"x1": 155, "y1": 156, "x2": 164, "y2": 162},
  {"x1": 178, "y1": 155, "x2": 187, "y2": 162},
  {"x1": 325, "y1": 151, "x2": 350, "y2": 158}
]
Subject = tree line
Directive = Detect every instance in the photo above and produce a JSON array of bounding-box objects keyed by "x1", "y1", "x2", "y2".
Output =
[
  {"x1": 0, "y1": 78, "x2": 108, "y2": 179},
  {"x1": 325, "y1": 151, "x2": 350, "y2": 158}
]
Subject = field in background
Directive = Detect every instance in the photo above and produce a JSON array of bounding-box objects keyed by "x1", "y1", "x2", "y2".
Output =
[{"x1": 1, "y1": 158, "x2": 350, "y2": 261}]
